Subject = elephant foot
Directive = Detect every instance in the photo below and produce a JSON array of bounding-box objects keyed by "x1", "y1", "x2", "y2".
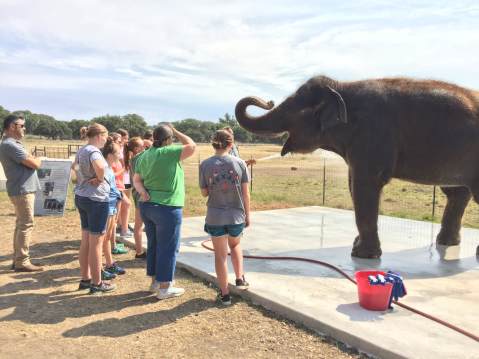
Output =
[
  {"x1": 351, "y1": 235, "x2": 382, "y2": 259},
  {"x1": 436, "y1": 229, "x2": 461, "y2": 246},
  {"x1": 476, "y1": 245, "x2": 479, "y2": 257}
]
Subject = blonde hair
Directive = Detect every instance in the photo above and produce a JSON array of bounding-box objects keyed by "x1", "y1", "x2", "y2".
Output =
[{"x1": 80, "y1": 123, "x2": 108, "y2": 140}]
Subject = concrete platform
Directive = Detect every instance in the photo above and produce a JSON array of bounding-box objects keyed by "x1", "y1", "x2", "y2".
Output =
[{"x1": 122, "y1": 206, "x2": 479, "y2": 359}]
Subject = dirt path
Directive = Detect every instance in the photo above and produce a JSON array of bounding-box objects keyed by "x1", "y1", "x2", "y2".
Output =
[{"x1": 0, "y1": 201, "x2": 364, "y2": 358}]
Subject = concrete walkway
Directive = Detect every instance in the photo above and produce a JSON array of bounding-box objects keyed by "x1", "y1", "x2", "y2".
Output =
[{"x1": 122, "y1": 206, "x2": 479, "y2": 359}]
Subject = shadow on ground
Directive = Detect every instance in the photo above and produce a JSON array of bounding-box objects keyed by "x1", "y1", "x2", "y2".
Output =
[{"x1": 63, "y1": 297, "x2": 215, "y2": 338}]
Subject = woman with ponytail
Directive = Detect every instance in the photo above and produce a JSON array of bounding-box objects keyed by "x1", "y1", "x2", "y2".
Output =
[
  {"x1": 199, "y1": 130, "x2": 251, "y2": 305},
  {"x1": 133, "y1": 124, "x2": 196, "y2": 299},
  {"x1": 74, "y1": 123, "x2": 116, "y2": 294}
]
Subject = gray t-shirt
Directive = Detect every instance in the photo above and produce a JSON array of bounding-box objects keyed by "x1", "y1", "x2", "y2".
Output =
[
  {"x1": 74, "y1": 145, "x2": 110, "y2": 202},
  {"x1": 199, "y1": 155, "x2": 250, "y2": 225},
  {"x1": 0, "y1": 137, "x2": 41, "y2": 196}
]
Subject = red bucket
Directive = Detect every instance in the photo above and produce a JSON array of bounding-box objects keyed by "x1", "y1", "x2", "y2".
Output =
[{"x1": 355, "y1": 270, "x2": 393, "y2": 311}]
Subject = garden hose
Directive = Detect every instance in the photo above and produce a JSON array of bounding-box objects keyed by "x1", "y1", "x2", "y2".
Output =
[{"x1": 201, "y1": 240, "x2": 479, "y2": 342}]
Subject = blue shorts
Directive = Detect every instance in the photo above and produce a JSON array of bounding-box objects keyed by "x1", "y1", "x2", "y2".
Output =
[
  {"x1": 108, "y1": 200, "x2": 118, "y2": 216},
  {"x1": 204, "y1": 223, "x2": 245, "y2": 237},
  {"x1": 75, "y1": 195, "x2": 109, "y2": 235}
]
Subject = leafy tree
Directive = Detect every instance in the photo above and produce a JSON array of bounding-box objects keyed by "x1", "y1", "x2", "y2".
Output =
[
  {"x1": 91, "y1": 115, "x2": 123, "y2": 133},
  {"x1": 218, "y1": 113, "x2": 237, "y2": 128},
  {"x1": 68, "y1": 119, "x2": 91, "y2": 139},
  {"x1": 122, "y1": 114, "x2": 148, "y2": 137},
  {"x1": 0, "y1": 106, "x2": 10, "y2": 126},
  {"x1": 55, "y1": 121, "x2": 73, "y2": 140}
]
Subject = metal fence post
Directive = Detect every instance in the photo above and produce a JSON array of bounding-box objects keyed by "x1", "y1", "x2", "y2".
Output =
[
  {"x1": 322, "y1": 158, "x2": 326, "y2": 205},
  {"x1": 250, "y1": 156, "x2": 254, "y2": 193}
]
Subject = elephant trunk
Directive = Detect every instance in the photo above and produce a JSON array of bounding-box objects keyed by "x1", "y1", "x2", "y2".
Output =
[{"x1": 235, "y1": 96, "x2": 288, "y2": 135}]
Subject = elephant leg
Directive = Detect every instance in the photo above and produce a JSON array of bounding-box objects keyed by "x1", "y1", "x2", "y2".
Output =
[
  {"x1": 348, "y1": 170, "x2": 352, "y2": 197},
  {"x1": 436, "y1": 186, "x2": 471, "y2": 245},
  {"x1": 351, "y1": 178, "x2": 383, "y2": 258},
  {"x1": 467, "y1": 183, "x2": 479, "y2": 256}
]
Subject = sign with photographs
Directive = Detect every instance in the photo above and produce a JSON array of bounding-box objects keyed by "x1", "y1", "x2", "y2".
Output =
[{"x1": 34, "y1": 159, "x2": 72, "y2": 216}]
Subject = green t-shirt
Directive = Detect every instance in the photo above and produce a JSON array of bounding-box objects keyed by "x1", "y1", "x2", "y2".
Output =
[{"x1": 135, "y1": 144, "x2": 184, "y2": 207}]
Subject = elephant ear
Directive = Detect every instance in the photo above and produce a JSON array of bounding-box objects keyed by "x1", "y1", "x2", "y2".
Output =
[{"x1": 314, "y1": 86, "x2": 348, "y2": 133}]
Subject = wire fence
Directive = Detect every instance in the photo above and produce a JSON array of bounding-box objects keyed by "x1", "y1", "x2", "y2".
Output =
[
  {"x1": 31, "y1": 144, "x2": 82, "y2": 159},
  {"x1": 36, "y1": 144, "x2": 479, "y2": 229},
  {"x1": 245, "y1": 151, "x2": 479, "y2": 228}
]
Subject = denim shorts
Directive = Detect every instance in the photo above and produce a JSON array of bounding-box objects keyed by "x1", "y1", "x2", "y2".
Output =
[
  {"x1": 75, "y1": 195, "x2": 109, "y2": 235},
  {"x1": 108, "y1": 200, "x2": 118, "y2": 216},
  {"x1": 204, "y1": 223, "x2": 245, "y2": 237}
]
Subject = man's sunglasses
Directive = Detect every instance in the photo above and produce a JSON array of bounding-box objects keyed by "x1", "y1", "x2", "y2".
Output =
[{"x1": 14, "y1": 123, "x2": 25, "y2": 128}]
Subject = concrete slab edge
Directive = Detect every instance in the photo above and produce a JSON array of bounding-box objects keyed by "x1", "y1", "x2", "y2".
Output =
[
  {"x1": 117, "y1": 235, "x2": 406, "y2": 359},
  {"x1": 176, "y1": 260, "x2": 407, "y2": 359}
]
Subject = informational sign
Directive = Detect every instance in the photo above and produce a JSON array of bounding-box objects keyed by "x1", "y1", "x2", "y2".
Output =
[{"x1": 34, "y1": 159, "x2": 72, "y2": 216}]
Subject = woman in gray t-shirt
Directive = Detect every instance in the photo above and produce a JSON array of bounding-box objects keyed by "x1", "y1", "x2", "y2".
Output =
[
  {"x1": 73, "y1": 124, "x2": 115, "y2": 294},
  {"x1": 199, "y1": 130, "x2": 251, "y2": 305}
]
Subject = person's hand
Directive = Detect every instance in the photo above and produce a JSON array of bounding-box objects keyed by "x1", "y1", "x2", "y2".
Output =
[
  {"x1": 245, "y1": 216, "x2": 251, "y2": 228},
  {"x1": 164, "y1": 122, "x2": 175, "y2": 131},
  {"x1": 140, "y1": 190, "x2": 150, "y2": 202},
  {"x1": 88, "y1": 177, "x2": 102, "y2": 186}
]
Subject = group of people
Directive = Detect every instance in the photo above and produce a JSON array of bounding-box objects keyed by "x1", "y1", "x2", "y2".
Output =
[{"x1": 0, "y1": 114, "x2": 252, "y2": 305}]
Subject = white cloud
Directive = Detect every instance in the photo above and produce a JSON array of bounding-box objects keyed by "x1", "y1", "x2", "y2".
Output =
[{"x1": 0, "y1": 0, "x2": 478, "y2": 121}]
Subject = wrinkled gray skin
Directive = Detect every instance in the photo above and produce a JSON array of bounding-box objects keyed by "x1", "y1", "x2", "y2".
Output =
[{"x1": 235, "y1": 75, "x2": 479, "y2": 258}]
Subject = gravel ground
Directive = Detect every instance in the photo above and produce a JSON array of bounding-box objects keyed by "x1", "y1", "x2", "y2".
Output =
[{"x1": 0, "y1": 201, "x2": 366, "y2": 359}]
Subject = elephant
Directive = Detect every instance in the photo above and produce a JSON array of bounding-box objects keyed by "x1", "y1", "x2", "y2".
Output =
[{"x1": 235, "y1": 75, "x2": 479, "y2": 258}]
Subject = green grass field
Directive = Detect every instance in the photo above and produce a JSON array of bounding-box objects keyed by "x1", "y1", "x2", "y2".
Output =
[{"x1": 7, "y1": 138, "x2": 479, "y2": 228}]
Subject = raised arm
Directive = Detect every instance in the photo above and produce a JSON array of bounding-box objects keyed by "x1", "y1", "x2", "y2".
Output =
[{"x1": 171, "y1": 126, "x2": 196, "y2": 161}]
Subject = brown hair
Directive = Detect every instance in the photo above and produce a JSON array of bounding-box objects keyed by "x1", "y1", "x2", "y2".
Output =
[
  {"x1": 80, "y1": 123, "x2": 107, "y2": 140},
  {"x1": 110, "y1": 132, "x2": 122, "y2": 143},
  {"x1": 117, "y1": 128, "x2": 129, "y2": 137},
  {"x1": 153, "y1": 125, "x2": 173, "y2": 148},
  {"x1": 143, "y1": 130, "x2": 153, "y2": 140},
  {"x1": 101, "y1": 136, "x2": 120, "y2": 158},
  {"x1": 124, "y1": 137, "x2": 144, "y2": 170},
  {"x1": 212, "y1": 129, "x2": 233, "y2": 150}
]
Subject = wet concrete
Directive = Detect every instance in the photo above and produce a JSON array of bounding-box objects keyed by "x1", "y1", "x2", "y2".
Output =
[{"x1": 123, "y1": 206, "x2": 479, "y2": 359}]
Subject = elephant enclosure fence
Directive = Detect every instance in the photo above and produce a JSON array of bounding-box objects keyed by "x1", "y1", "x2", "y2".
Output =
[
  {"x1": 187, "y1": 146, "x2": 479, "y2": 229},
  {"x1": 247, "y1": 150, "x2": 479, "y2": 229},
  {"x1": 23, "y1": 141, "x2": 479, "y2": 230}
]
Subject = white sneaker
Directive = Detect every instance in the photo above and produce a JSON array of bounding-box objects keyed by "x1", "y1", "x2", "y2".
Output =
[
  {"x1": 120, "y1": 231, "x2": 133, "y2": 238},
  {"x1": 149, "y1": 278, "x2": 160, "y2": 293},
  {"x1": 157, "y1": 286, "x2": 185, "y2": 300}
]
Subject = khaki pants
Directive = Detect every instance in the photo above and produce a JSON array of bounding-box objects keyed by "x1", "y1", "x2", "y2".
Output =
[{"x1": 9, "y1": 193, "x2": 35, "y2": 266}]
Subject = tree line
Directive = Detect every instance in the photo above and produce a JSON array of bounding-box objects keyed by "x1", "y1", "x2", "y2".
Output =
[{"x1": 0, "y1": 106, "x2": 283, "y2": 144}]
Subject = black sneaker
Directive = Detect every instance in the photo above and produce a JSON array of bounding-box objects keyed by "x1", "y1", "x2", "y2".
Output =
[
  {"x1": 78, "y1": 279, "x2": 91, "y2": 290},
  {"x1": 217, "y1": 292, "x2": 231, "y2": 306},
  {"x1": 235, "y1": 275, "x2": 249, "y2": 289},
  {"x1": 89, "y1": 281, "x2": 116, "y2": 295},
  {"x1": 135, "y1": 251, "x2": 147, "y2": 259},
  {"x1": 105, "y1": 262, "x2": 126, "y2": 275}
]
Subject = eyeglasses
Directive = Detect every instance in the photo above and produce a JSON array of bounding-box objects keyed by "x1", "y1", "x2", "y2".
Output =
[{"x1": 14, "y1": 123, "x2": 25, "y2": 128}]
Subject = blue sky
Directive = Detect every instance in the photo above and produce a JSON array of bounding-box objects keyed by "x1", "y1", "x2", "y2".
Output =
[{"x1": 0, "y1": 0, "x2": 478, "y2": 124}]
